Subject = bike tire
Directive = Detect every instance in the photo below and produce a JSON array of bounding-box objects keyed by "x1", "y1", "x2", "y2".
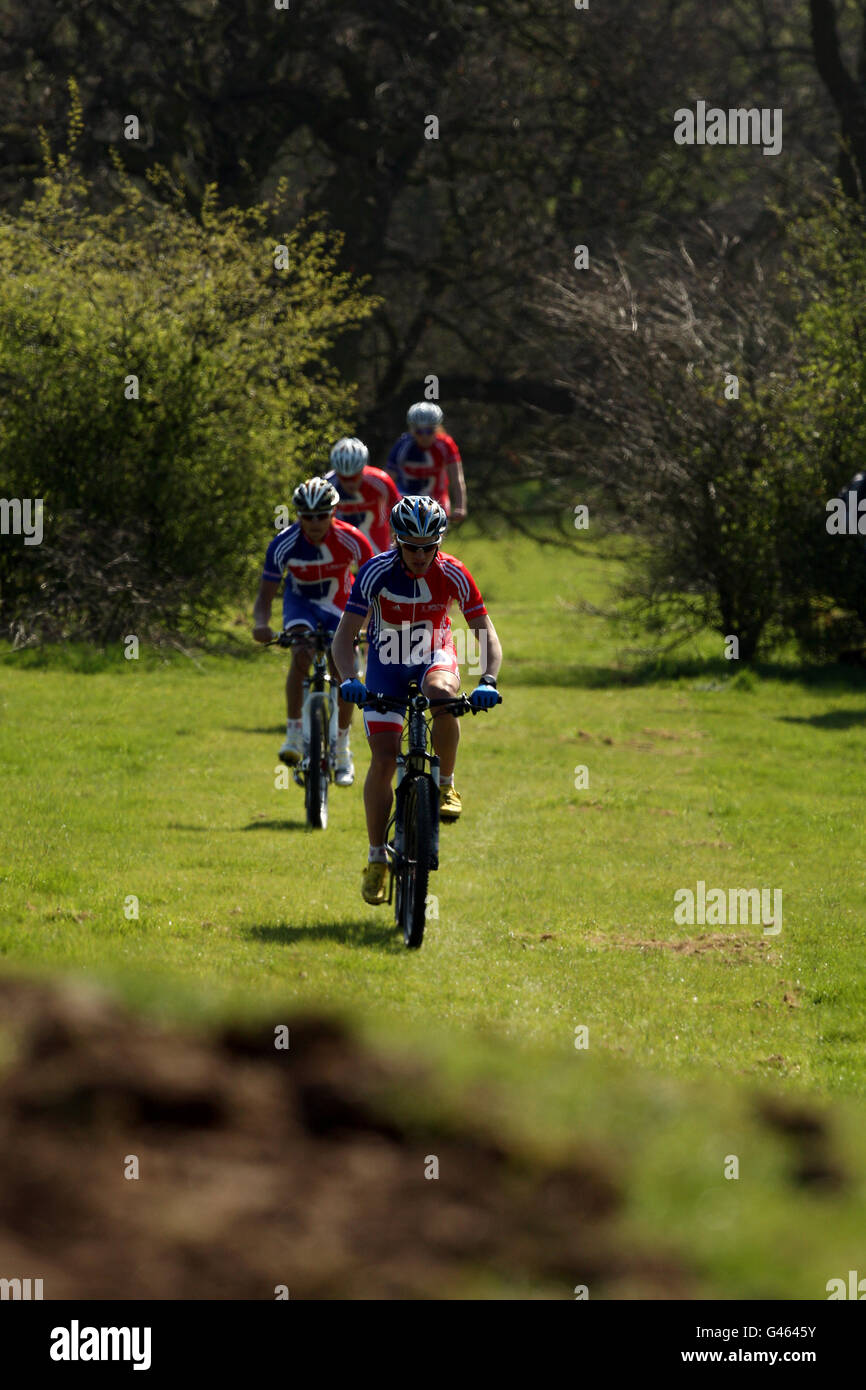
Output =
[
  {"x1": 305, "y1": 700, "x2": 329, "y2": 829},
  {"x1": 402, "y1": 776, "x2": 434, "y2": 949}
]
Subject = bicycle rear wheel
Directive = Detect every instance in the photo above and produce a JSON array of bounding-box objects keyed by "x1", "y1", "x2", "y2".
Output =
[
  {"x1": 305, "y1": 700, "x2": 329, "y2": 829},
  {"x1": 401, "y1": 776, "x2": 434, "y2": 948}
]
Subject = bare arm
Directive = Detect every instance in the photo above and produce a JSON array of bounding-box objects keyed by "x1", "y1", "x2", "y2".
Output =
[
  {"x1": 332, "y1": 608, "x2": 367, "y2": 681},
  {"x1": 448, "y1": 458, "x2": 467, "y2": 524},
  {"x1": 466, "y1": 613, "x2": 501, "y2": 681},
  {"x1": 252, "y1": 578, "x2": 281, "y2": 642}
]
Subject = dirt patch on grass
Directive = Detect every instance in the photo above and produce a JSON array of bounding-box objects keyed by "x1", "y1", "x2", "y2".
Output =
[
  {"x1": 585, "y1": 932, "x2": 772, "y2": 961},
  {"x1": 0, "y1": 977, "x2": 693, "y2": 1299}
]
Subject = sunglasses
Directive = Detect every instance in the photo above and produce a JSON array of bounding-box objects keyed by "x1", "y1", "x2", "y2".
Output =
[
  {"x1": 398, "y1": 539, "x2": 439, "y2": 553},
  {"x1": 413, "y1": 428, "x2": 435, "y2": 437},
  {"x1": 298, "y1": 511, "x2": 333, "y2": 520}
]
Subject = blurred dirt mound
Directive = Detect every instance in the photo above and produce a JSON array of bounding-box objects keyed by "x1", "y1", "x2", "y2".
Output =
[{"x1": 0, "y1": 977, "x2": 691, "y2": 1298}]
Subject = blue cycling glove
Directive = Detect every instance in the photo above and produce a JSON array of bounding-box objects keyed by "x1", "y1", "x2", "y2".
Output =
[
  {"x1": 470, "y1": 682, "x2": 500, "y2": 710},
  {"x1": 340, "y1": 677, "x2": 367, "y2": 705}
]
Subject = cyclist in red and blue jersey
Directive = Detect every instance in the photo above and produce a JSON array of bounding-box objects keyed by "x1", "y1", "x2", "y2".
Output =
[
  {"x1": 252, "y1": 476, "x2": 374, "y2": 786},
  {"x1": 325, "y1": 437, "x2": 401, "y2": 554},
  {"x1": 331, "y1": 496, "x2": 501, "y2": 905},
  {"x1": 385, "y1": 402, "x2": 467, "y2": 524}
]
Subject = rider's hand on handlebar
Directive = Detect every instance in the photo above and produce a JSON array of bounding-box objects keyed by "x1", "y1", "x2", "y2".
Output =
[
  {"x1": 470, "y1": 681, "x2": 500, "y2": 710},
  {"x1": 253, "y1": 625, "x2": 275, "y2": 644},
  {"x1": 340, "y1": 677, "x2": 367, "y2": 705}
]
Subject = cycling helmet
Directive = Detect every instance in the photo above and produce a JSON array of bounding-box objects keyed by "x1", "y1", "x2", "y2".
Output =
[
  {"x1": 390, "y1": 495, "x2": 448, "y2": 541},
  {"x1": 293, "y1": 476, "x2": 340, "y2": 513},
  {"x1": 329, "y1": 437, "x2": 369, "y2": 476},
  {"x1": 407, "y1": 401, "x2": 443, "y2": 431}
]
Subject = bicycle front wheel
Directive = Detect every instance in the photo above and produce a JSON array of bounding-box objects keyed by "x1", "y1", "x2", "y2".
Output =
[
  {"x1": 401, "y1": 776, "x2": 434, "y2": 948},
  {"x1": 305, "y1": 699, "x2": 329, "y2": 829}
]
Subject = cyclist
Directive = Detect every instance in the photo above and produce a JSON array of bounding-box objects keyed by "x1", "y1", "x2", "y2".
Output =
[
  {"x1": 385, "y1": 402, "x2": 467, "y2": 525},
  {"x1": 331, "y1": 495, "x2": 501, "y2": 905},
  {"x1": 325, "y1": 437, "x2": 401, "y2": 555},
  {"x1": 252, "y1": 476, "x2": 374, "y2": 786}
]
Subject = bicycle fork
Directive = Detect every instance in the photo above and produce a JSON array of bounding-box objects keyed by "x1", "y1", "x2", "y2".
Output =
[{"x1": 296, "y1": 676, "x2": 338, "y2": 783}]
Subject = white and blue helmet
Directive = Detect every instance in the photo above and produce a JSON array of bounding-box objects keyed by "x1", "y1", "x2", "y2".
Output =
[
  {"x1": 329, "y1": 437, "x2": 369, "y2": 476},
  {"x1": 390, "y1": 495, "x2": 448, "y2": 541},
  {"x1": 292, "y1": 476, "x2": 340, "y2": 513},
  {"x1": 407, "y1": 401, "x2": 443, "y2": 431}
]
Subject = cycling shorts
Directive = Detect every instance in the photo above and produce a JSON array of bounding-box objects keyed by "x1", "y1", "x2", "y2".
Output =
[
  {"x1": 362, "y1": 640, "x2": 460, "y2": 735},
  {"x1": 281, "y1": 593, "x2": 342, "y2": 636}
]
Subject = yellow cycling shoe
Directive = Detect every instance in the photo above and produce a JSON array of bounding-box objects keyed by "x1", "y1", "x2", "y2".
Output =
[
  {"x1": 362, "y1": 860, "x2": 388, "y2": 905},
  {"x1": 439, "y1": 784, "x2": 462, "y2": 821}
]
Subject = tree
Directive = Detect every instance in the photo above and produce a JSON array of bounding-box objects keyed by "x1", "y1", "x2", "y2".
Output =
[
  {"x1": 541, "y1": 228, "x2": 795, "y2": 660},
  {"x1": 0, "y1": 94, "x2": 374, "y2": 642},
  {"x1": 0, "y1": 1, "x2": 841, "y2": 523},
  {"x1": 808, "y1": 0, "x2": 866, "y2": 198}
]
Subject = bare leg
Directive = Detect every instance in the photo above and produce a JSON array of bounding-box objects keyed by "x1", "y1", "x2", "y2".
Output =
[
  {"x1": 285, "y1": 629, "x2": 313, "y2": 719},
  {"x1": 423, "y1": 670, "x2": 460, "y2": 778},
  {"x1": 364, "y1": 728, "x2": 401, "y2": 845},
  {"x1": 328, "y1": 652, "x2": 354, "y2": 734}
]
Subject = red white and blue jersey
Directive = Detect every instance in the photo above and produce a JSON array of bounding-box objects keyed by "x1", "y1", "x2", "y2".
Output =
[
  {"x1": 262, "y1": 517, "x2": 374, "y2": 610},
  {"x1": 385, "y1": 430, "x2": 461, "y2": 513},
  {"x1": 324, "y1": 464, "x2": 400, "y2": 554},
  {"x1": 344, "y1": 548, "x2": 486, "y2": 654}
]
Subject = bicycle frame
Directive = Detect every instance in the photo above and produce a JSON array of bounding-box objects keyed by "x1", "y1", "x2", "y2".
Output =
[
  {"x1": 267, "y1": 623, "x2": 338, "y2": 828},
  {"x1": 266, "y1": 623, "x2": 369, "y2": 829},
  {"x1": 267, "y1": 624, "x2": 366, "y2": 776},
  {"x1": 392, "y1": 682, "x2": 441, "y2": 877},
  {"x1": 300, "y1": 641, "x2": 338, "y2": 781}
]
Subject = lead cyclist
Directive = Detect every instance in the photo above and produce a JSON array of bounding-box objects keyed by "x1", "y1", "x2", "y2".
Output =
[{"x1": 330, "y1": 496, "x2": 502, "y2": 905}]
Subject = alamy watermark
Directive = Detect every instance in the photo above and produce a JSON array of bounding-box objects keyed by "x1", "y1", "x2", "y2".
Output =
[
  {"x1": 827, "y1": 1270, "x2": 866, "y2": 1299},
  {"x1": 50, "y1": 1322, "x2": 151, "y2": 1370},
  {"x1": 673, "y1": 101, "x2": 782, "y2": 157},
  {"x1": 826, "y1": 489, "x2": 866, "y2": 534},
  {"x1": 0, "y1": 497, "x2": 43, "y2": 545},
  {"x1": 377, "y1": 623, "x2": 487, "y2": 673},
  {"x1": 1, "y1": 1277, "x2": 43, "y2": 1299},
  {"x1": 673, "y1": 880, "x2": 782, "y2": 934}
]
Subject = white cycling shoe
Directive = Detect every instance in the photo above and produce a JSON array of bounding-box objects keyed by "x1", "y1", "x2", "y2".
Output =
[
  {"x1": 278, "y1": 727, "x2": 303, "y2": 766},
  {"x1": 335, "y1": 747, "x2": 354, "y2": 787}
]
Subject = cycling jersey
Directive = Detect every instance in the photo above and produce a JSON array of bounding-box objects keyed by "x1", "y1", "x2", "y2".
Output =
[
  {"x1": 324, "y1": 464, "x2": 401, "y2": 554},
  {"x1": 344, "y1": 547, "x2": 486, "y2": 656},
  {"x1": 262, "y1": 517, "x2": 374, "y2": 615},
  {"x1": 385, "y1": 430, "x2": 461, "y2": 512}
]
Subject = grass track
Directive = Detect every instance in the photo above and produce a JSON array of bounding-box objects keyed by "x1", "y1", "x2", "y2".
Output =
[
  {"x1": 4, "y1": 531, "x2": 866, "y2": 1295},
  {"x1": 3, "y1": 532, "x2": 863, "y2": 1091}
]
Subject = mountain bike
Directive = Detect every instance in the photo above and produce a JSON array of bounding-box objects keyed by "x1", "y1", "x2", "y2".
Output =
[
  {"x1": 268, "y1": 625, "x2": 366, "y2": 829},
  {"x1": 361, "y1": 681, "x2": 501, "y2": 948},
  {"x1": 269, "y1": 625, "x2": 338, "y2": 829}
]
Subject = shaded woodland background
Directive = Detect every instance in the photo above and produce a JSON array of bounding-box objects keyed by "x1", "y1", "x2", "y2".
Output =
[{"x1": 4, "y1": 0, "x2": 866, "y2": 657}]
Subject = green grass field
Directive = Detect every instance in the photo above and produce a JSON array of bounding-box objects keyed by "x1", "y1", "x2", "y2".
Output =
[{"x1": 2, "y1": 530, "x2": 866, "y2": 1297}]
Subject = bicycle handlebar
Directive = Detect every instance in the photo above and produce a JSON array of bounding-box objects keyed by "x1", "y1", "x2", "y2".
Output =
[
  {"x1": 266, "y1": 627, "x2": 366, "y2": 650},
  {"x1": 360, "y1": 689, "x2": 501, "y2": 717}
]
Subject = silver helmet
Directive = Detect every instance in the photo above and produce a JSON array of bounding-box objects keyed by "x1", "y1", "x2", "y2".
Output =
[
  {"x1": 406, "y1": 401, "x2": 443, "y2": 431},
  {"x1": 329, "y1": 437, "x2": 369, "y2": 476}
]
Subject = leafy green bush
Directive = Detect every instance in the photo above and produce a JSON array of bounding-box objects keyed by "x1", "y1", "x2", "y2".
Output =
[
  {"x1": 0, "y1": 90, "x2": 374, "y2": 642},
  {"x1": 766, "y1": 193, "x2": 866, "y2": 658}
]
